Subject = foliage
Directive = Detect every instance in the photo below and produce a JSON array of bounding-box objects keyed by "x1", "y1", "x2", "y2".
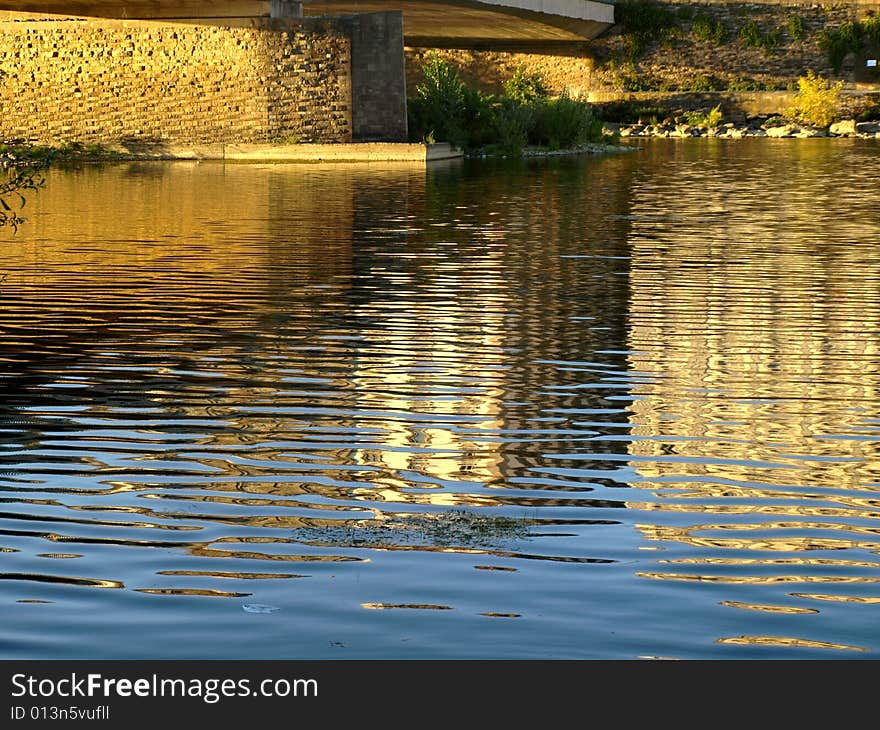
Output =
[
  {"x1": 684, "y1": 105, "x2": 724, "y2": 128},
  {"x1": 614, "y1": 0, "x2": 678, "y2": 59},
  {"x1": 407, "y1": 54, "x2": 499, "y2": 149},
  {"x1": 503, "y1": 66, "x2": 548, "y2": 104},
  {"x1": 689, "y1": 74, "x2": 725, "y2": 91},
  {"x1": 763, "y1": 115, "x2": 787, "y2": 127},
  {"x1": 819, "y1": 16, "x2": 880, "y2": 72},
  {"x1": 818, "y1": 22, "x2": 861, "y2": 72},
  {"x1": 408, "y1": 56, "x2": 603, "y2": 154},
  {"x1": 786, "y1": 71, "x2": 843, "y2": 127},
  {"x1": 530, "y1": 93, "x2": 603, "y2": 150},
  {"x1": 488, "y1": 98, "x2": 533, "y2": 155},
  {"x1": 593, "y1": 102, "x2": 666, "y2": 124},
  {"x1": 738, "y1": 20, "x2": 783, "y2": 54},
  {"x1": 787, "y1": 15, "x2": 807, "y2": 41},
  {"x1": 691, "y1": 13, "x2": 729, "y2": 45}
]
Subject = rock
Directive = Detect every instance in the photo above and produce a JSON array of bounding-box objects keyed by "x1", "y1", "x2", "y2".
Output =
[
  {"x1": 795, "y1": 127, "x2": 824, "y2": 138},
  {"x1": 765, "y1": 124, "x2": 797, "y2": 138},
  {"x1": 747, "y1": 129, "x2": 767, "y2": 137},
  {"x1": 829, "y1": 119, "x2": 857, "y2": 136},
  {"x1": 856, "y1": 121, "x2": 880, "y2": 134}
]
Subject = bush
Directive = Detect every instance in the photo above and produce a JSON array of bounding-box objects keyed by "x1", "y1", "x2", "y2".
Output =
[
  {"x1": 689, "y1": 74, "x2": 724, "y2": 91},
  {"x1": 531, "y1": 94, "x2": 602, "y2": 150},
  {"x1": 408, "y1": 59, "x2": 602, "y2": 154},
  {"x1": 489, "y1": 98, "x2": 534, "y2": 154},
  {"x1": 684, "y1": 105, "x2": 724, "y2": 128},
  {"x1": 615, "y1": 0, "x2": 678, "y2": 59},
  {"x1": 787, "y1": 15, "x2": 807, "y2": 41},
  {"x1": 503, "y1": 66, "x2": 548, "y2": 104},
  {"x1": 692, "y1": 13, "x2": 729, "y2": 45},
  {"x1": 818, "y1": 22, "x2": 860, "y2": 72},
  {"x1": 786, "y1": 71, "x2": 842, "y2": 127},
  {"x1": 407, "y1": 54, "x2": 497, "y2": 150},
  {"x1": 738, "y1": 20, "x2": 783, "y2": 54}
]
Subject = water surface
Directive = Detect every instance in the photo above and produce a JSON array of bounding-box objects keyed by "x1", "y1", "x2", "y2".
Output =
[{"x1": 2, "y1": 139, "x2": 879, "y2": 658}]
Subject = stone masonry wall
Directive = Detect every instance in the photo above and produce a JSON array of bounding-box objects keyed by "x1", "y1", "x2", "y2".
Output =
[{"x1": 0, "y1": 17, "x2": 352, "y2": 145}]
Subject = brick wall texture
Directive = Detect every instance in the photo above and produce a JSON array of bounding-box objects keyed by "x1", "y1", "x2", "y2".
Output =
[{"x1": 0, "y1": 17, "x2": 353, "y2": 145}]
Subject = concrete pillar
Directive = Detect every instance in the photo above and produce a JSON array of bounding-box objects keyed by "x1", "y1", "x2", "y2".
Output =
[
  {"x1": 270, "y1": 0, "x2": 302, "y2": 18},
  {"x1": 345, "y1": 12, "x2": 408, "y2": 141}
]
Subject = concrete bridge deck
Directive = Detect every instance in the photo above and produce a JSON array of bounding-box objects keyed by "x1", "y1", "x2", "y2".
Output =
[{"x1": 0, "y1": 0, "x2": 615, "y2": 44}]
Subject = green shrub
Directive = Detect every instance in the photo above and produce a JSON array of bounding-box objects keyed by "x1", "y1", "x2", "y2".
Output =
[
  {"x1": 692, "y1": 13, "x2": 729, "y2": 45},
  {"x1": 530, "y1": 94, "x2": 602, "y2": 150},
  {"x1": 407, "y1": 54, "x2": 498, "y2": 150},
  {"x1": 407, "y1": 57, "x2": 603, "y2": 153},
  {"x1": 818, "y1": 21, "x2": 862, "y2": 72},
  {"x1": 407, "y1": 54, "x2": 469, "y2": 147},
  {"x1": 786, "y1": 71, "x2": 842, "y2": 127},
  {"x1": 864, "y1": 13, "x2": 880, "y2": 45},
  {"x1": 689, "y1": 74, "x2": 724, "y2": 91},
  {"x1": 615, "y1": 0, "x2": 678, "y2": 59},
  {"x1": 503, "y1": 66, "x2": 548, "y2": 104},
  {"x1": 727, "y1": 75, "x2": 766, "y2": 91},
  {"x1": 738, "y1": 20, "x2": 783, "y2": 54},
  {"x1": 819, "y1": 16, "x2": 880, "y2": 72},
  {"x1": 684, "y1": 104, "x2": 724, "y2": 128},
  {"x1": 489, "y1": 99, "x2": 534, "y2": 154},
  {"x1": 787, "y1": 15, "x2": 807, "y2": 41}
]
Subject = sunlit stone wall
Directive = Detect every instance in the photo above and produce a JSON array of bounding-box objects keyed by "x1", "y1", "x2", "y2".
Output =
[{"x1": 0, "y1": 16, "x2": 353, "y2": 145}]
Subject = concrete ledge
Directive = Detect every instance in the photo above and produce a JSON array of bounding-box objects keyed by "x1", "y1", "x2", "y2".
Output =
[{"x1": 103, "y1": 142, "x2": 462, "y2": 163}]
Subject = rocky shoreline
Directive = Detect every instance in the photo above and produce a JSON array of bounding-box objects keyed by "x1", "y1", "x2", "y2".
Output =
[{"x1": 607, "y1": 118, "x2": 880, "y2": 139}]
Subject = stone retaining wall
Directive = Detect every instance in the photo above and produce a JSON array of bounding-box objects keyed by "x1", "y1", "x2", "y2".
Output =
[{"x1": 0, "y1": 16, "x2": 354, "y2": 145}]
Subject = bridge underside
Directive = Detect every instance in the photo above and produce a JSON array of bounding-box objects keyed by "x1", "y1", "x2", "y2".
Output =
[
  {"x1": 0, "y1": 0, "x2": 614, "y2": 45},
  {"x1": 306, "y1": 0, "x2": 612, "y2": 46}
]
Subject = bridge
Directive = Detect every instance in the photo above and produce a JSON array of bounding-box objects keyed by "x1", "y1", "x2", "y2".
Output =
[{"x1": 0, "y1": 0, "x2": 615, "y2": 45}]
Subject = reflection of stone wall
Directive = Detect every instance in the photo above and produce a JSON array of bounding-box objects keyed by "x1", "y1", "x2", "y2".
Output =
[
  {"x1": 0, "y1": 17, "x2": 352, "y2": 145},
  {"x1": 622, "y1": 144, "x2": 880, "y2": 494}
]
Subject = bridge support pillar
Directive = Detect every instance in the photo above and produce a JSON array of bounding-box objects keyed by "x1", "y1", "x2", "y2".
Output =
[{"x1": 270, "y1": 0, "x2": 302, "y2": 18}]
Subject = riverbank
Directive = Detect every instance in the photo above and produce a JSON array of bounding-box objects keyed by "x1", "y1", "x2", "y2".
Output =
[{"x1": 608, "y1": 117, "x2": 880, "y2": 138}]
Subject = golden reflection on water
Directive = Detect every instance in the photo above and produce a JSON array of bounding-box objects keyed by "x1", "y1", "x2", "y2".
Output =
[
  {"x1": 720, "y1": 601, "x2": 817, "y2": 614},
  {"x1": 622, "y1": 142, "x2": 880, "y2": 649},
  {"x1": 716, "y1": 636, "x2": 867, "y2": 652},
  {"x1": 3, "y1": 146, "x2": 880, "y2": 657}
]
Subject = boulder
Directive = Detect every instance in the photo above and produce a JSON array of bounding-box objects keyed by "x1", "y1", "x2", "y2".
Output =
[
  {"x1": 829, "y1": 119, "x2": 857, "y2": 136},
  {"x1": 856, "y1": 121, "x2": 880, "y2": 134},
  {"x1": 765, "y1": 124, "x2": 796, "y2": 138}
]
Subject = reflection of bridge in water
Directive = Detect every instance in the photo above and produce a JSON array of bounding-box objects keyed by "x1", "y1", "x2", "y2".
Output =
[{"x1": 0, "y1": 0, "x2": 614, "y2": 45}]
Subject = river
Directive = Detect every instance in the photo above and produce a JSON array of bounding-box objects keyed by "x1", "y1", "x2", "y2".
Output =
[{"x1": 1, "y1": 138, "x2": 879, "y2": 658}]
